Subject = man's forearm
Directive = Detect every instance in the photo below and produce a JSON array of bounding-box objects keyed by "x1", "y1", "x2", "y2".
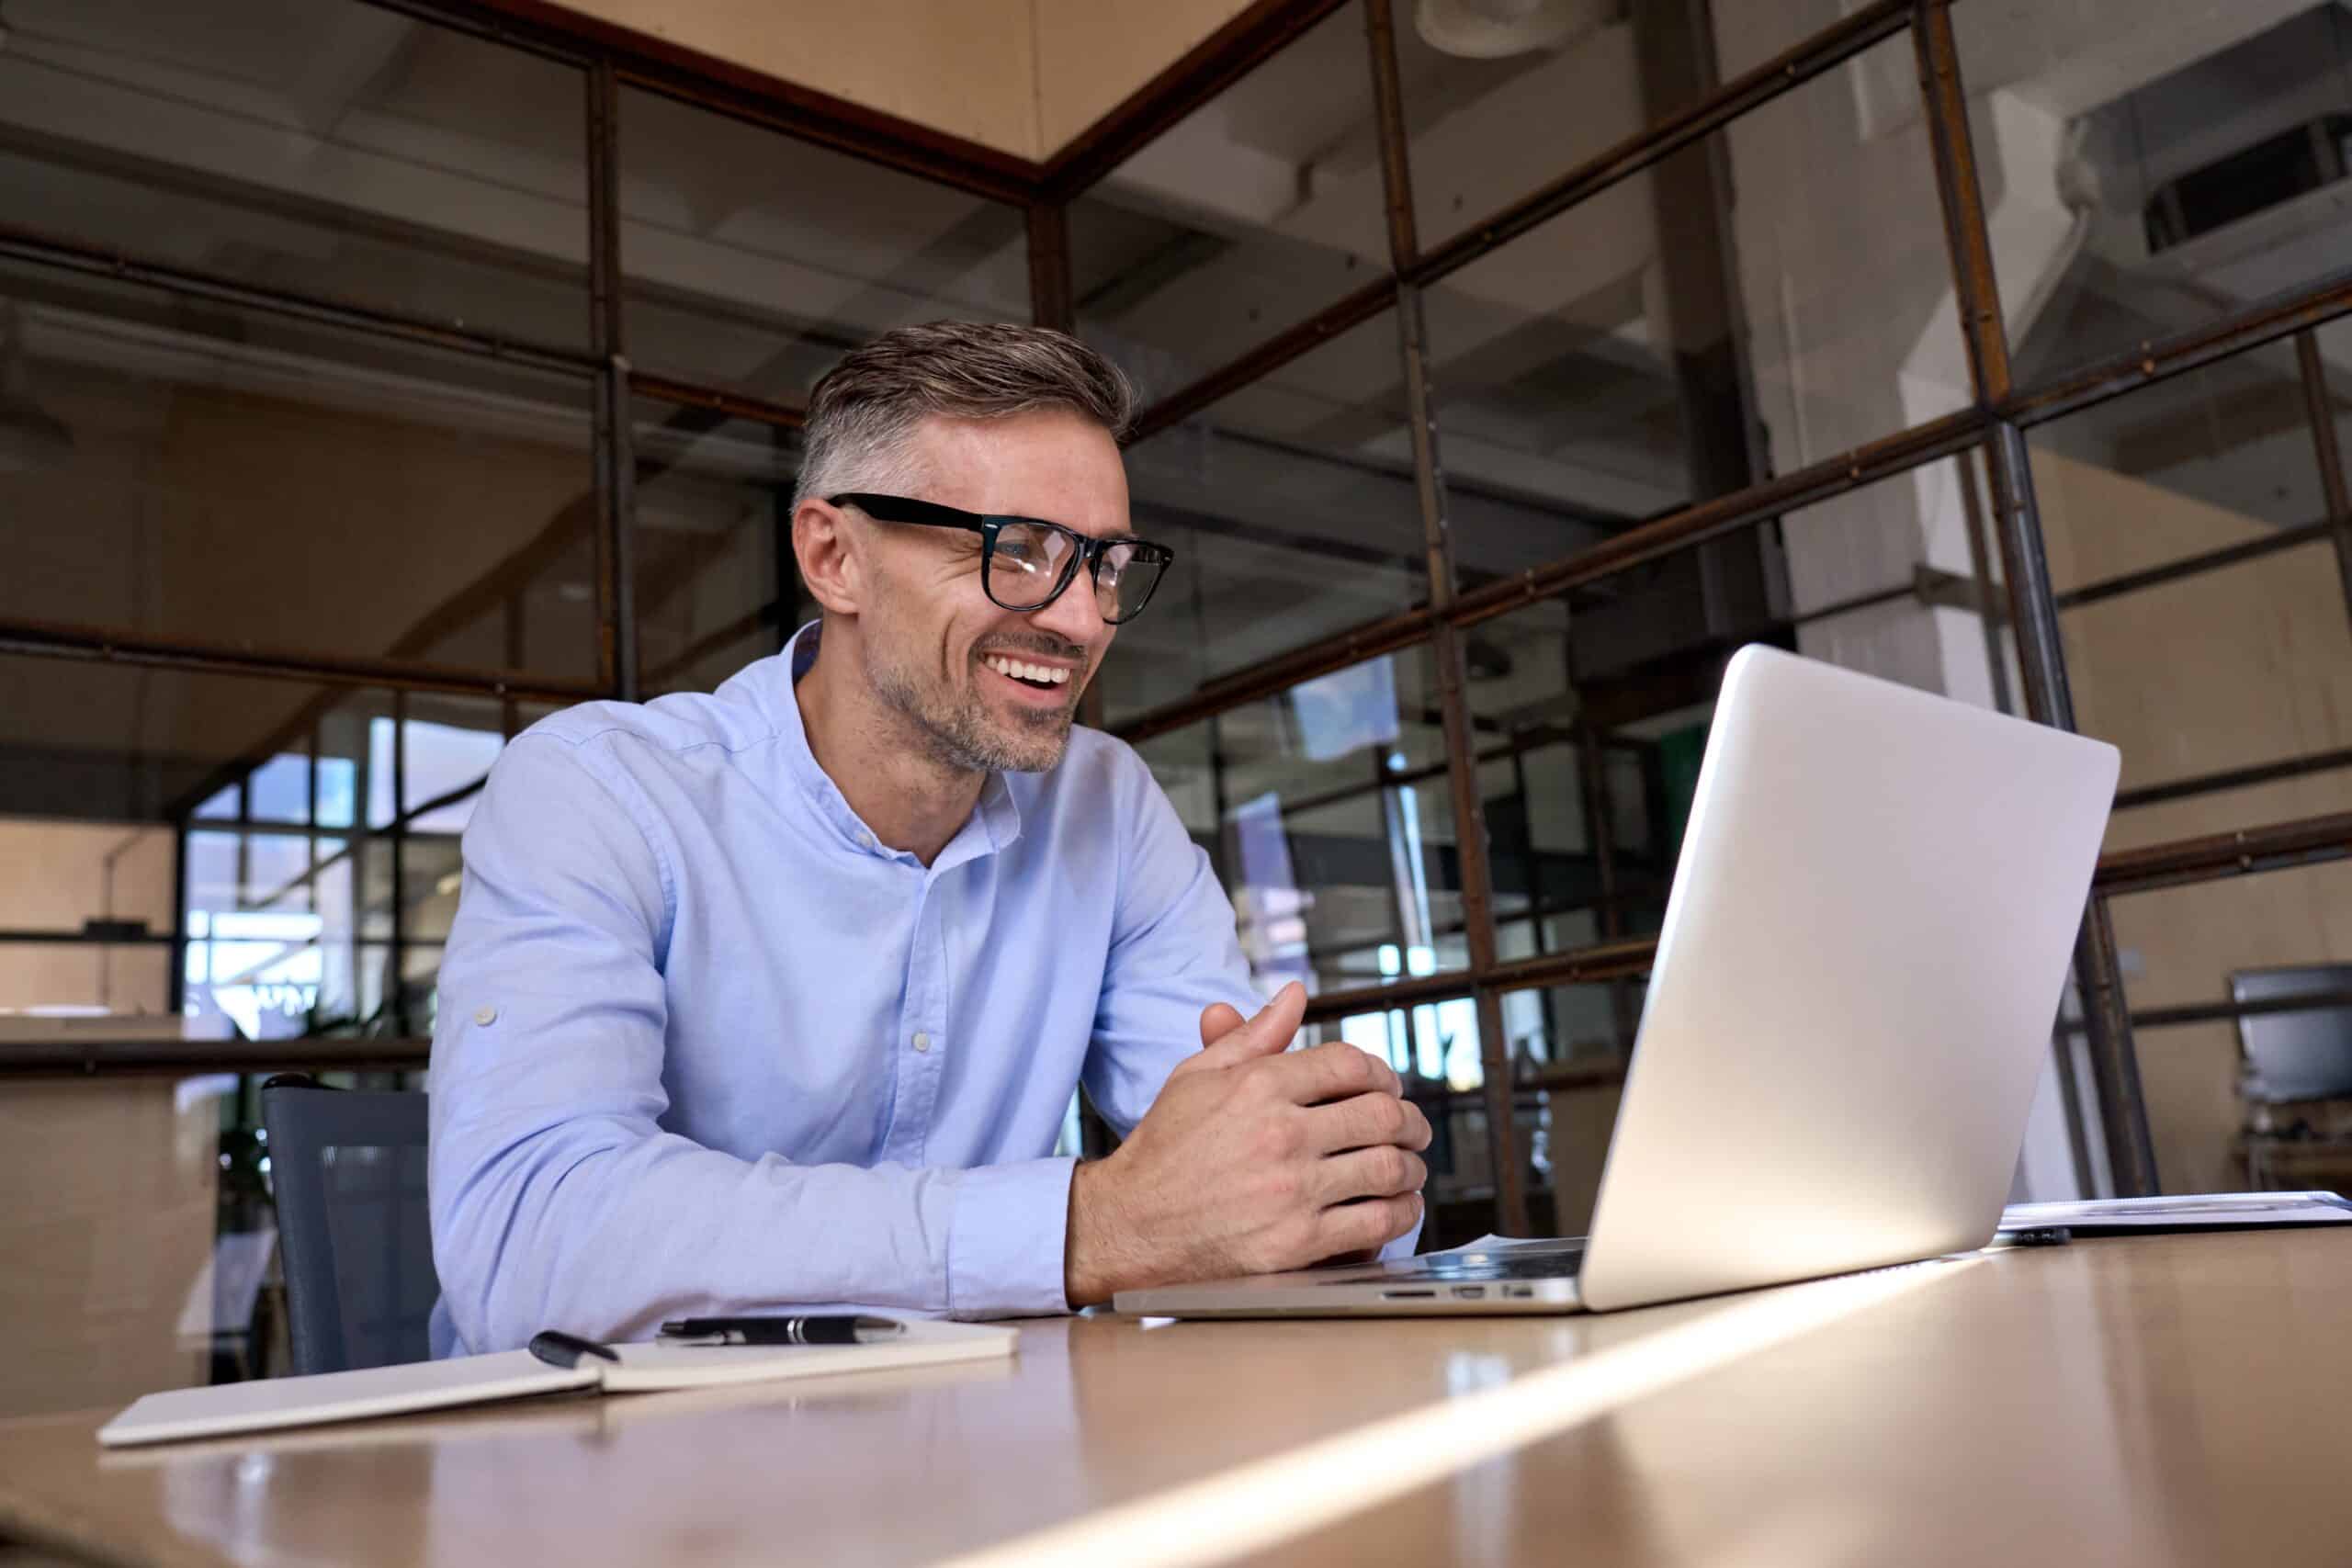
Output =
[{"x1": 434, "y1": 1118, "x2": 1077, "y2": 1349}]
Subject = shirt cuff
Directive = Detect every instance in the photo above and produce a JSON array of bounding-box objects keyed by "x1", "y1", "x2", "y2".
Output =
[
  {"x1": 944, "y1": 1156, "x2": 1078, "y2": 1318},
  {"x1": 1377, "y1": 1211, "x2": 1426, "y2": 1261}
]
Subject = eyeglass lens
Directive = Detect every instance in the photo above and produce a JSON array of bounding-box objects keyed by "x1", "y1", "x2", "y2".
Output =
[{"x1": 988, "y1": 523, "x2": 1164, "y2": 622}]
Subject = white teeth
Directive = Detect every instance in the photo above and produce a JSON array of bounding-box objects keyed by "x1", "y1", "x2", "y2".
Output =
[{"x1": 985, "y1": 655, "x2": 1070, "y2": 686}]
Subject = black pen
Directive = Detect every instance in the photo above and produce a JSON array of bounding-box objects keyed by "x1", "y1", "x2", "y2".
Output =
[{"x1": 657, "y1": 1314, "x2": 906, "y2": 1346}]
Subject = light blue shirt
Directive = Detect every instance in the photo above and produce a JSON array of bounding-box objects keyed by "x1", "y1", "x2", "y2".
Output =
[{"x1": 426, "y1": 622, "x2": 1267, "y2": 1356}]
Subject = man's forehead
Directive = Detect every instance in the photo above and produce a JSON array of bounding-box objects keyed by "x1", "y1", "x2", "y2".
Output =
[{"x1": 903, "y1": 412, "x2": 1131, "y2": 537}]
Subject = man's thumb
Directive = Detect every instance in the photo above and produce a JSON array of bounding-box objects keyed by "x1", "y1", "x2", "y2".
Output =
[
  {"x1": 1198, "y1": 1001, "x2": 1248, "y2": 1049},
  {"x1": 1193, "y1": 981, "x2": 1307, "y2": 1070}
]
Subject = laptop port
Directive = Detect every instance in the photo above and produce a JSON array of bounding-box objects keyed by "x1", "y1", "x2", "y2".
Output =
[
  {"x1": 1453, "y1": 1287, "x2": 1487, "y2": 1300},
  {"x1": 1505, "y1": 1285, "x2": 1534, "y2": 1299},
  {"x1": 1380, "y1": 1289, "x2": 1436, "y2": 1299}
]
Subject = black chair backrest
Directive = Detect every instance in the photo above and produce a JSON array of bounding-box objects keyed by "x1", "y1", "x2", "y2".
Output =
[
  {"x1": 261, "y1": 1075, "x2": 438, "y2": 1375},
  {"x1": 2233, "y1": 965, "x2": 2352, "y2": 1102}
]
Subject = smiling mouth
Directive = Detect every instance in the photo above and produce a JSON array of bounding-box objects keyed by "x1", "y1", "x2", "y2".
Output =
[{"x1": 980, "y1": 652, "x2": 1075, "y2": 693}]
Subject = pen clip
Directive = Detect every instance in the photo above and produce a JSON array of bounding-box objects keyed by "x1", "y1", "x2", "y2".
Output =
[{"x1": 528, "y1": 1329, "x2": 620, "y2": 1369}]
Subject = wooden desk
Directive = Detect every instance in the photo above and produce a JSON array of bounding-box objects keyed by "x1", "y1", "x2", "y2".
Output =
[{"x1": 2, "y1": 1232, "x2": 2347, "y2": 1567}]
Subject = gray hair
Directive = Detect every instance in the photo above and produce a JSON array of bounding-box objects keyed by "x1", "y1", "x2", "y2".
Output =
[{"x1": 791, "y1": 321, "x2": 1136, "y2": 511}]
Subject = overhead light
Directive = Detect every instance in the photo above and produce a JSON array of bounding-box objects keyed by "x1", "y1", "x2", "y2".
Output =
[
  {"x1": 1414, "y1": 0, "x2": 1608, "y2": 58},
  {"x1": 0, "y1": 302, "x2": 74, "y2": 475}
]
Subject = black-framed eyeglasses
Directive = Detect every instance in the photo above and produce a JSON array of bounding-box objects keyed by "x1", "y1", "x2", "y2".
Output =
[{"x1": 830, "y1": 492, "x2": 1174, "y2": 626}]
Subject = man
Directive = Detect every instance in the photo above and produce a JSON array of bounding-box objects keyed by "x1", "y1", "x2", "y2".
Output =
[{"x1": 428, "y1": 321, "x2": 1430, "y2": 1355}]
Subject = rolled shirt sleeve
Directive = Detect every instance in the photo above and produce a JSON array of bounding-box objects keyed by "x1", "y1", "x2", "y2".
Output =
[
  {"x1": 429, "y1": 736, "x2": 1080, "y2": 1353},
  {"x1": 1082, "y1": 742, "x2": 1423, "y2": 1259}
]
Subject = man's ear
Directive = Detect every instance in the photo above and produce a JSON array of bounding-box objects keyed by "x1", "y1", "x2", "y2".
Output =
[{"x1": 794, "y1": 498, "x2": 863, "y2": 617}]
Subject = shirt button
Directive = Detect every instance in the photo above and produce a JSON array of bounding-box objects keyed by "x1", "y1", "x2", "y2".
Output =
[
  {"x1": 473, "y1": 1007, "x2": 498, "y2": 1026},
  {"x1": 856, "y1": 830, "x2": 876, "y2": 851},
  {"x1": 910, "y1": 1031, "x2": 932, "y2": 1054}
]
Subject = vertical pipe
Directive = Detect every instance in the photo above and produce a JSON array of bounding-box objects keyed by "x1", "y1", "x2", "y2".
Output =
[
  {"x1": 502, "y1": 593, "x2": 525, "y2": 739},
  {"x1": 390, "y1": 690, "x2": 410, "y2": 1038},
  {"x1": 1918, "y1": 0, "x2": 2154, "y2": 1195},
  {"x1": 1027, "y1": 200, "x2": 1076, "y2": 333},
  {"x1": 772, "y1": 423, "x2": 803, "y2": 655},
  {"x1": 587, "y1": 61, "x2": 639, "y2": 701},
  {"x1": 1027, "y1": 198, "x2": 1102, "y2": 736},
  {"x1": 1364, "y1": 0, "x2": 1526, "y2": 1234},
  {"x1": 1577, "y1": 725, "x2": 1638, "y2": 1054},
  {"x1": 1951, "y1": 446, "x2": 2017, "y2": 716},
  {"x1": 1912, "y1": 0, "x2": 2011, "y2": 404},
  {"x1": 168, "y1": 815, "x2": 189, "y2": 1016},
  {"x1": 2293, "y1": 330, "x2": 2352, "y2": 628},
  {"x1": 1985, "y1": 424, "x2": 2160, "y2": 1195}
]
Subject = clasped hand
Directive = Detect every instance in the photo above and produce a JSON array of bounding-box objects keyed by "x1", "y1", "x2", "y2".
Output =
[{"x1": 1065, "y1": 981, "x2": 1431, "y2": 1305}]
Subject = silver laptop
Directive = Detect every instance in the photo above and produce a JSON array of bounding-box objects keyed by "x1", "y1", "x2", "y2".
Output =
[{"x1": 1115, "y1": 645, "x2": 2119, "y2": 1317}]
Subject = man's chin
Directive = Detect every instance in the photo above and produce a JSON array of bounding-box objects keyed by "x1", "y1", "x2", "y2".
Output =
[{"x1": 975, "y1": 701, "x2": 1074, "y2": 772}]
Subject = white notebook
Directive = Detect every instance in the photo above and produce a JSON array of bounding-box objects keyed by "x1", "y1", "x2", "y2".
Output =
[{"x1": 98, "y1": 1319, "x2": 1017, "y2": 1449}]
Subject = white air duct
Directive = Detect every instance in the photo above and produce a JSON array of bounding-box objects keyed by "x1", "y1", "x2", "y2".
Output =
[{"x1": 1414, "y1": 0, "x2": 1609, "y2": 58}]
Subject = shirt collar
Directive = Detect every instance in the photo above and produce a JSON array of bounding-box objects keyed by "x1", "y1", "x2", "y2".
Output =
[{"x1": 774, "y1": 620, "x2": 1023, "y2": 865}]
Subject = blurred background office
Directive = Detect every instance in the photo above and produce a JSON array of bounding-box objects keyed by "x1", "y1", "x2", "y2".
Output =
[{"x1": 1, "y1": 0, "x2": 2348, "y2": 1417}]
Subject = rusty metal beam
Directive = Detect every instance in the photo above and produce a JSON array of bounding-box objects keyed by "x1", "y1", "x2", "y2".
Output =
[
  {"x1": 631, "y1": 373, "x2": 808, "y2": 431},
  {"x1": 1984, "y1": 422, "x2": 2159, "y2": 1196},
  {"x1": 2002, "y1": 267, "x2": 2352, "y2": 430},
  {"x1": 1124, "y1": 0, "x2": 1909, "y2": 449},
  {"x1": 1295, "y1": 805, "x2": 2352, "y2": 1027},
  {"x1": 1913, "y1": 0, "x2": 2010, "y2": 404},
  {"x1": 2093, "y1": 812, "x2": 2352, "y2": 899},
  {"x1": 2113, "y1": 744, "x2": 2352, "y2": 814},
  {"x1": 1126, "y1": 279, "x2": 1396, "y2": 444},
  {"x1": 372, "y1": 0, "x2": 1036, "y2": 201},
  {"x1": 1363, "y1": 0, "x2": 1524, "y2": 1234},
  {"x1": 0, "y1": 220, "x2": 595, "y2": 377},
  {"x1": 0, "y1": 1036, "x2": 432, "y2": 1078},
  {"x1": 0, "y1": 615, "x2": 598, "y2": 704},
  {"x1": 2294, "y1": 330, "x2": 2352, "y2": 629},
  {"x1": 1408, "y1": 0, "x2": 1911, "y2": 291},
  {"x1": 1039, "y1": 0, "x2": 1351, "y2": 197}
]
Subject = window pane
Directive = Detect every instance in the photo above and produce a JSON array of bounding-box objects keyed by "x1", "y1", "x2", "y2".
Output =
[
  {"x1": 2064, "y1": 540, "x2": 2352, "y2": 816},
  {"x1": 1134, "y1": 645, "x2": 1461, "y2": 999},
  {"x1": 0, "y1": 1, "x2": 591, "y2": 348},
  {"x1": 1104, "y1": 311, "x2": 1428, "y2": 725},
  {"x1": 2023, "y1": 344, "x2": 2352, "y2": 811},
  {"x1": 0, "y1": 259, "x2": 599, "y2": 680},
  {"x1": 1956, "y1": 4, "x2": 2352, "y2": 383},
  {"x1": 1426, "y1": 34, "x2": 1959, "y2": 573},
  {"x1": 633, "y1": 403, "x2": 803, "y2": 696},
  {"x1": 0, "y1": 657, "x2": 344, "y2": 823},
  {"x1": 1402, "y1": 0, "x2": 1710, "y2": 260},
  {"x1": 2104, "y1": 859, "x2": 2352, "y2": 1198},
  {"x1": 1069, "y1": 1, "x2": 1383, "y2": 408},
  {"x1": 0, "y1": 1077, "x2": 231, "y2": 1419},
  {"x1": 2031, "y1": 349, "x2": 2332, "y2": 597},
  {"x1": 618, "y1": 87, "x2": 1027, "y2": 403},
  {"x1": 244, "y1": 753, "x2": 311, "y2": 827},
  {"x1": 0, "y1": 818, "x2": 175, "y2": 938}
]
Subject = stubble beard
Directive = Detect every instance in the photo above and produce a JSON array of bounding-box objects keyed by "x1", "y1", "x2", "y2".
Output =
[{"x1": 865, "y1": 639, "x2": 1076, "y2": 775}]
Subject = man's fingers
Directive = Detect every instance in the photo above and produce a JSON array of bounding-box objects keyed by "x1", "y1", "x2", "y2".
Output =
[
  {"x1": 1258, "y1": 1040, "x2": 1400, "y2": 1106},
  {"x1": 1197, "y1": 1002, "x2": 1248, "y2": 1050},
  {"x1": 1317, "y1": 1192, "x2": 1423, "y2": 1258},
  {"x1": 1303, "y1": 1089, "x2": 1430, "y2": 1156},
  {"x1": 1313, "y1": 1145, "x2": 1427, "y2": 1207},
  {"x1": 1190, "y1": 982, "x2": 1307, "y2": 1072}
]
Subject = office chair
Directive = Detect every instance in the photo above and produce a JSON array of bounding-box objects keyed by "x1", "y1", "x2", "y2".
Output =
[
  {"x1": 260, "y1": 1074, "x2": 439, "y2": 1375},
  {"x1": 2232, "y1": 966, "x2": 2352, "y2": 1190},
  {"x1": 2234, "y1": 966, "x2": 2352, "y2": 1100}
]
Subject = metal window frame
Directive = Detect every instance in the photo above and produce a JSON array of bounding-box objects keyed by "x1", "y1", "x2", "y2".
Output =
[{"x1": 1, "y1": 0, "x2": 2348, "y2": 1228}]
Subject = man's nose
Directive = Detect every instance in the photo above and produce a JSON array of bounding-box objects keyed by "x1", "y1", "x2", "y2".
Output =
[{"x1": 1027, "y1": 564, "x2": 1109, "y2": 652}]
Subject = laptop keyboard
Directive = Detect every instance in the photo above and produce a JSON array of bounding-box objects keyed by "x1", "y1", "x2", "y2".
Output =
[{"x1": 1310, "y1": 1246, "x2": 1586, "y2": 1286}]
